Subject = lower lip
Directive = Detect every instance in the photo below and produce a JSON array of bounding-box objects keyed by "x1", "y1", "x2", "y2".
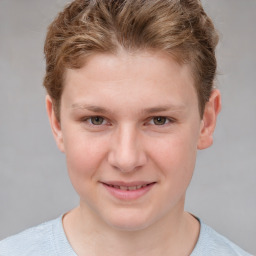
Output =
[{"x1": 102, "y1": 183, "x2": 155, "y2": 200}]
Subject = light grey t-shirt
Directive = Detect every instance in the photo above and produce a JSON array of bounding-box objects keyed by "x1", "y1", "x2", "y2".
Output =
[{"x1": 0, "y1": 215, "x2": 252, "y2": 256}]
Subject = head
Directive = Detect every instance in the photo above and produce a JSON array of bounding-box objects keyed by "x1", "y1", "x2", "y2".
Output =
[
  {"x1": 44, "y1": 0, "x2": 221, "y2": 231},
  {"x1": 44, "y1": 0, "x2": 219, "y2": 121}
]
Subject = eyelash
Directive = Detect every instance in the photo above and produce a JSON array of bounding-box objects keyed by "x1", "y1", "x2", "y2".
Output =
[
  {"x1": 147, "y1": 116, "x2": 175, "y2": 126},
  {"x1": 82, "y1": 116, "x2": 109, "y2": 127},
  {"x1": 81, "y1": 116, "x2": 176, "y2": 128}
]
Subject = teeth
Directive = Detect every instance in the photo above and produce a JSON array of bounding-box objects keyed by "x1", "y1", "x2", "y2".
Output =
[{"x1": 110, "y1": 184, "x2": 149, "y2": 191}]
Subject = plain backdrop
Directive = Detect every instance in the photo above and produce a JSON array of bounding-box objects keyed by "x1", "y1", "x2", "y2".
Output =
[{"x1": 0, "y1": 0, "x2": 255, "y2": 254}]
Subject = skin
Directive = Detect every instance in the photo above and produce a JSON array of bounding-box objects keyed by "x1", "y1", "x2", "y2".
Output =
[{"x1": 46, "y1": 50, "x2": 221, "y2": 256}]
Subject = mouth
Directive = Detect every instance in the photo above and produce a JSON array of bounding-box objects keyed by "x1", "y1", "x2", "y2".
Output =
[
  {"x1": 104, "y1": 183, "x2": 153, "y2": 191},
  {"x1": 101, "y1": 181, "x2": 156, "y2": 200}
]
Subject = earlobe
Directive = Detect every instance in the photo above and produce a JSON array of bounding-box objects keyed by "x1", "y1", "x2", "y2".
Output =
[
  {"x1": 45, "y1": 95, "x2": 65, "y2": 152},
  {"x1": 197, "y1": 89, "x2": 221, "y2": 150}
]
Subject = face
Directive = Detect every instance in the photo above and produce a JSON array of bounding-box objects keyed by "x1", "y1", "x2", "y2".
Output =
[{"x1": 47, "y1": 50, "x2": 220, "y2": 231}]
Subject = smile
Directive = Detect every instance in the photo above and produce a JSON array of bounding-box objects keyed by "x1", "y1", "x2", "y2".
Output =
[
  {"x1": 107, "y1": 184, "x2": 148, "y2": 191},
  {"x1": 101, "y1": 182, "x2": 156, "y2": 200}
]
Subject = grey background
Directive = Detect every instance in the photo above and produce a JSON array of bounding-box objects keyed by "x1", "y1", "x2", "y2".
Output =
[{"x1": 0, "y1": 0, "x2": 255, "y2": 254}]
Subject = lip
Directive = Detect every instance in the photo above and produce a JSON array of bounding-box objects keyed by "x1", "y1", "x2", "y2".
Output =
[
  {"x1": 103, "y1": 181, "x2": 153, "y2": 187},
  {"x1": 101, "y1": 181, "x2": 156, "y2": 200}
]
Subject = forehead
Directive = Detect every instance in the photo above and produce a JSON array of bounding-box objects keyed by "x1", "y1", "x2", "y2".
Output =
[
  {"x1": 62, "y1": 50, "x2": 198, "y2": 114},
  {"x1": 65, "y1": 50, "x2": 193, "y2": 84}
]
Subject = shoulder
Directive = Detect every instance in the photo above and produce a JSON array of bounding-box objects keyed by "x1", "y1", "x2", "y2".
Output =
[
  {"x1": 191, "y1": 221, "x2": 253, "y2": 256},
  {"x1": 0, "y1": 216, "x2": 74, "y2": 256}
]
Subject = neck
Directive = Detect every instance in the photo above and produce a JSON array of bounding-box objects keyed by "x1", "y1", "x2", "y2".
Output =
[{"x1": 63, "y1": 203, "x2": 199, "y2": 256}]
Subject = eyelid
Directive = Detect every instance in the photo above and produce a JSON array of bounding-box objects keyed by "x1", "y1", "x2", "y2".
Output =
[
  {"x1": 80, "y1": 115, "x2": 176, "y2": 128},
  {"x1": 82, "y1": 116, "x2": 110, "y2": 127},
  {"x1": 147, "y1": 116, "x2": 176, "y2": 126}
]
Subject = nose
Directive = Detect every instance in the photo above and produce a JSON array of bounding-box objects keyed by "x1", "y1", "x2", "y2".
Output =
[{"x1": 107, "y1": 124, "x2": 147, "y2": 173}]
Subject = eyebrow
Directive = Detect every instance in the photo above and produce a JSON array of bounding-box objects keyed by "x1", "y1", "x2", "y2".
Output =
[
  {"x1": 142, "y1": 105, "x2": 185, "y2": 114},
  {"x1": 71, "y1": 103, "x2": 185, "y2": 114},
  {"x1": 71, "y1": 104, "x2": 112, "y2": 114}
]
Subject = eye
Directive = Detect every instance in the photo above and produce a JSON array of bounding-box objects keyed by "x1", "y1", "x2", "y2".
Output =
[
  {"x1": 151, "y1": 116, "x2": 168, "y2": 125},
  {"x1": 88, "y1": 116, "x2": 105, "y2": 125}
]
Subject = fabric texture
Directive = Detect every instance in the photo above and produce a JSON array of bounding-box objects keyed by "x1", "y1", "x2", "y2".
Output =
[{"x1": 0, "y1": 215, "x2": 252, "y2": 256}]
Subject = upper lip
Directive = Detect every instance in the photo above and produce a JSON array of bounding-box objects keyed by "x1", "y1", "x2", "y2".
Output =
[{"x1": 101, "y1": 181, "x2": 156, "y2": 187}]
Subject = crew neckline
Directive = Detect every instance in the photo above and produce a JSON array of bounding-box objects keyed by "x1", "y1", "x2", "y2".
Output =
[{"x1": 56, "y1": 214, "x2": 202, "y2": 256}]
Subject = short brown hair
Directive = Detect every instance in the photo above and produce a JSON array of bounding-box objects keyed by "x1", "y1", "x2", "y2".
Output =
[{"x1": 44, "y1": 0, "x2": 218, "y2": 120}]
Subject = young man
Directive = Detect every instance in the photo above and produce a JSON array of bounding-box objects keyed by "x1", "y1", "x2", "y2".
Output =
[{"x1": 0, "y1": 0, "x2": 253, "y2": 255}]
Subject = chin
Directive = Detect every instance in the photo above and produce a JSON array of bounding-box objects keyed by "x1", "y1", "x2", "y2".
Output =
[{"x1": 102, "y1": 209, "x2": 157, "y2": 232}]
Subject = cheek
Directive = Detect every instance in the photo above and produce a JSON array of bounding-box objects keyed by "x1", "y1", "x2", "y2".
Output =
[
  {"x1": 151, "y1": 131, "x2": 197, "y2": 165},
  {"x1": 149, "y1": 130, "x2": 198, "y2": 186},
  {"x1": 63, "y1": 132, "x2": 108, "y2": 192}
]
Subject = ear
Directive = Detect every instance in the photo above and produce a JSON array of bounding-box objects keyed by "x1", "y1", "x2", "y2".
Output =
[
  {"x1": 197, "y1": 89, "x2": 221, "y2": 150},
  {"x1": 45, "y1": 95, "x2": 65, "y2": 152}
]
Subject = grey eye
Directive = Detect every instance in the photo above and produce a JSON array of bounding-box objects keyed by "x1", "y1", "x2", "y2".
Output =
[
  {"x1": 90, "y1": 116, "x2": 104, "y2": 125},
  {"x1": 153, "y1": 117, "x2": 167, "y2": 125}
]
